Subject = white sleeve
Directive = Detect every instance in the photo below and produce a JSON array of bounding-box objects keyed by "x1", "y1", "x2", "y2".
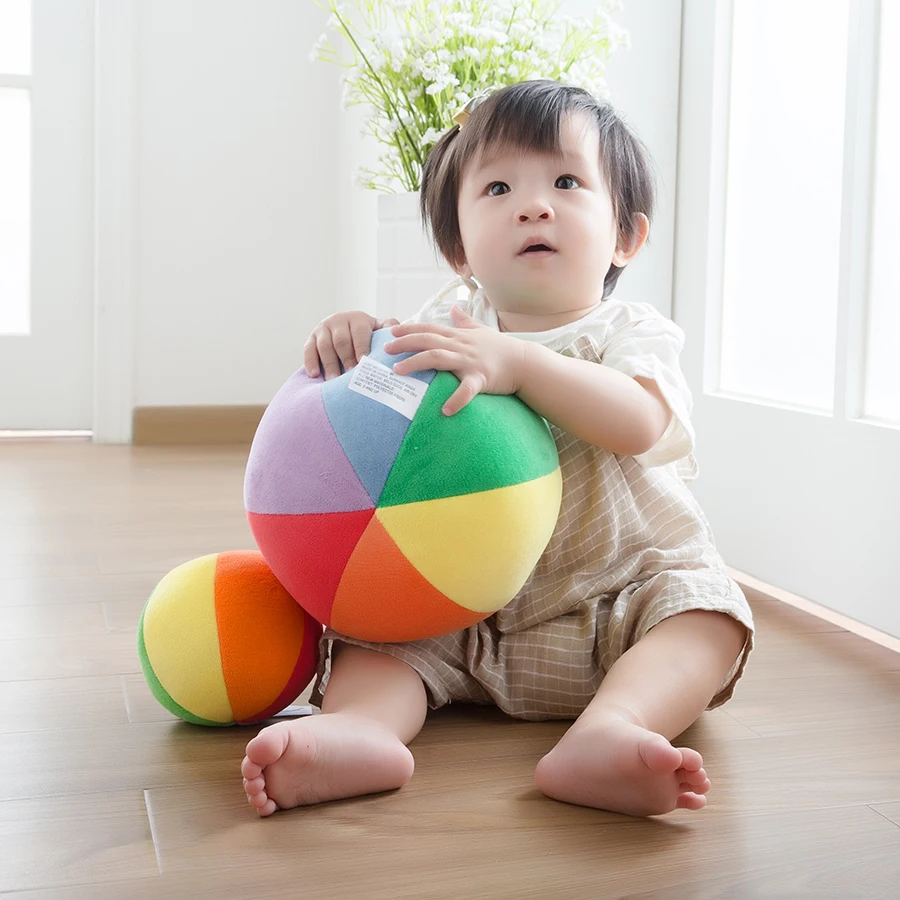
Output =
[{"x1": 599, "y1": 314, "x2": 696, "y2": 468}]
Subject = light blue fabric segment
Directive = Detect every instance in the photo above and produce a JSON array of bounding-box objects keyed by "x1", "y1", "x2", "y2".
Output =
[{"x1": 321, "y1": 328, "x2": 436, "y2": 505}]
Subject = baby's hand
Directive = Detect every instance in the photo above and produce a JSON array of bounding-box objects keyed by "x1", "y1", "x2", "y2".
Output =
[
  {"x1": 385, "y1": 306, "x2": 528, "y2": 416},
  {"x1": 304, "y1": 312, "x2": 400, "y2": 380}
]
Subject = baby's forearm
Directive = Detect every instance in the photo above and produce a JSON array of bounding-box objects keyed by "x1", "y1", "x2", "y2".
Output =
[{"x1": 516, "y1": 342, "x2": 662, "y2": 456}]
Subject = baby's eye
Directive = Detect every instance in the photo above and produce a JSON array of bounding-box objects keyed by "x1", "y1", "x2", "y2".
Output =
[{"x1": 485, "y1": 175, "x2": 578, "y2": 196}]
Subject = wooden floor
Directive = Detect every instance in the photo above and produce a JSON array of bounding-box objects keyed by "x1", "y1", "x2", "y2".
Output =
[{"x1": 2, "y1": 441, "x2": 900, "y2": 899}]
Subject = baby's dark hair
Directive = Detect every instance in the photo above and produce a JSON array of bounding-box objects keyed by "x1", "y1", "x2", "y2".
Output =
[{"x1": 420, "y1": 79, "x2": 657, "y2": 299}]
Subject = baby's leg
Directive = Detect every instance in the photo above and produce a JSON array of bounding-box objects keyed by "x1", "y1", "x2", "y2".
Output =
[
  {"x1": 242, "y1": 643, "x2": 426, "y2": 815},
  {"x1": 535, "y1": 610, "x2": 747, "y2": 817}
]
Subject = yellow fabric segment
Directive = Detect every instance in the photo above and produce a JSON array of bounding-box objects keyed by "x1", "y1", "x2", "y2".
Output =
[
  {"x1": 376, "y1": 469, "x2": 563, "y2": 613},
  {"x1": 142, "y1": 554, "x2": 233, "y2": 722}
]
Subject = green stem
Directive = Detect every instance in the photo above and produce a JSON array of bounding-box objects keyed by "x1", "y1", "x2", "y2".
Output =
[{"x1": 332, "y1": 5, "x2": 423, "y2": 175}]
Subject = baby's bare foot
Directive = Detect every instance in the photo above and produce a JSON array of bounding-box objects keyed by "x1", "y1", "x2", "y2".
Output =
[
  {"x1": 240, "y1": 712, "x2": 415, "y2": 816},
  {"x1": 534, "y1": 713, "x2": 710, "y2": 817}
]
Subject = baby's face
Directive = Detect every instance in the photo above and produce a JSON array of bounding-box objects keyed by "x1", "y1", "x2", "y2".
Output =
[{"x1": 454, "y1": 111, "x2": 634, "y2": 325}]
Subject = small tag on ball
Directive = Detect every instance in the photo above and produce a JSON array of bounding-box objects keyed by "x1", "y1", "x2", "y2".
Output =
[{"x1": 348, "y1": 356, "x2": 428, "y2": 420}]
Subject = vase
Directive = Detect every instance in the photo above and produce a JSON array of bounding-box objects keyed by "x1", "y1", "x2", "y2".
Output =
[{"x1": 376, "y1": 191, "x2": 462, "y2": 323}]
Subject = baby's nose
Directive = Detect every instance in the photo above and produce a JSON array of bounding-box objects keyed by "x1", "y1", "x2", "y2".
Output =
[{"x1": 517, "y1": 204, "x2": 553, "y2": 222}]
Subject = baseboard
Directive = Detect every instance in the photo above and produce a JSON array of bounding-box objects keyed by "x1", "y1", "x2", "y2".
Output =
[
  {"x1": 729, "y1": 567, "x2": 900, "y2": 654},
  {"x1": 132, "y1": 405, "x2": 266, "y2": 445}
]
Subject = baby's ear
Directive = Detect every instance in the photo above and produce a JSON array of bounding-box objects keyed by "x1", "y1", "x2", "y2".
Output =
[{"x1": 612, "y1": 213, "x2": 650, "y2": 266}]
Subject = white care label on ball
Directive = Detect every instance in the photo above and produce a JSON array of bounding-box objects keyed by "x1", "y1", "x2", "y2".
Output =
[{"x1": 348, "y1": 355, "x2": 428, "y2": 420}]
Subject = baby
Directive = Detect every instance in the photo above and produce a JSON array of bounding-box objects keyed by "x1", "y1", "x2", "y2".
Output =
[{"x1": 241, "y1": 79, "x2": 754, "y2": 818}]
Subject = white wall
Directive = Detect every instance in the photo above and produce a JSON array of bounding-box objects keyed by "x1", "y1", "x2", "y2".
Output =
[
  {"x1": 134, "y1": 0, "x2": 342, "y2": 407},
  {"x1": 130, "y1": 0, "x2": 680, "y2": 408}
]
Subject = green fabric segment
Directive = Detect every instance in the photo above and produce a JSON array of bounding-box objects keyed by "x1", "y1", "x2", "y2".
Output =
[
  {"x1": 380, "y1": 371, "x2": 560, "y2": 507},
  {"x1": 137, "y1": 604, "x2": 229, "y2": 727}
]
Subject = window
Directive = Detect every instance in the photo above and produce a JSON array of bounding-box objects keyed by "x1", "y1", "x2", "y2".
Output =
[
  {"x1": 719, "y1": 0, "x2": 849, "y2": 413},
  {"x1": 865, "y1": 0, "x2": 900, "y2": 424},
  {"x1": 718, "y1": 0, "x2": 898, "y2": 428}
]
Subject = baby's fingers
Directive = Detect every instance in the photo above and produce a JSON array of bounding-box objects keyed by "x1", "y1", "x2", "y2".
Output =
[
  {"x1": 303, "y1": 336, "x2": 324, "y2": 379},
  {"x1": 328, "y1": 326, "x2": 362, "y2": 379},
  {"x1": 348, "y1": 322, "x2": 376, "y2": 368},
  {"x1": 442, "y1": 375, "x2": 483, "y2": 416},
  {"x1": 311, "y1": 333, "x2": 344, "y2": 381}
]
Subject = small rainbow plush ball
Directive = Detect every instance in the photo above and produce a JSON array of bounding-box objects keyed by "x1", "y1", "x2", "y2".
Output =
[
  {"x1": 137, "y1": 551, "x2": 321, "y2": 726},
  {"x1": 244, "y1": 327, "x2": 563, "y2": 643}
]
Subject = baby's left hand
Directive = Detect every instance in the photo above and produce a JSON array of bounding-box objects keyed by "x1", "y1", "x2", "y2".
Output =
[{"x1": 385, "y1": 306, "x2": 528, "y2": 416}]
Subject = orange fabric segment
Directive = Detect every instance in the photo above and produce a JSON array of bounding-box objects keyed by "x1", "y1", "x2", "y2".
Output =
[
  {"x1": 331, "y1": 516, "x2": 486, "y2": 642},
  {"x1": 214, "y1": 550, "x2": 309, "y2": 722},
  {"x1": 244, "y1": 613, "x2": 321, "y2": 724}
]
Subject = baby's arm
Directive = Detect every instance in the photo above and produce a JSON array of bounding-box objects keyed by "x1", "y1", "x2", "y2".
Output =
[{"x1": 516, "y1": 342, "x2": 672, "y2": 455}]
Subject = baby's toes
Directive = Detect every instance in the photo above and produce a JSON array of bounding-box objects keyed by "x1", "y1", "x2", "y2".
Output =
[
  {"x1": 247, "y1": 787, "x2": 271, "y2": 810},
  {"x1": 244, "y1": 775, "x2": 265, "y2": 796},
  {"x1": 241, "y1": 756, "x2": 263, "y2": 781},
  {"x1": 679, "y1": 764, "x2": 709, "y2": 788},
  {"x1": 680, "y1": 775, "x2": 711, "y2": 795},
  {"x1": 257, "y1": 797, "x2": 277, "y2": 816},
  {"x1": 676, "y1": 792, "x2": 707, "y2": 811},
  {"x1": 677, "y1": 747, "x2": 704, "y2": 771}
]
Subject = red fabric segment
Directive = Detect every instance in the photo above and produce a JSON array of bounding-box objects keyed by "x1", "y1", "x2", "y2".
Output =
[
  {"x1": 248, "y1": 508, "x2": 373, "y2": 626},
  {"x1": 332, "y1": 515, "x2": 487, "y2": 642},
  {"x1": 214, "y1": 550, "x2": 313, "y2": 722}
]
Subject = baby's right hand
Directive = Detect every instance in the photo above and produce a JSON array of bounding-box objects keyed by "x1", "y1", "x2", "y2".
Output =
[{"x1": 304, "y1": 311, "x2": 401, "y2": 380}]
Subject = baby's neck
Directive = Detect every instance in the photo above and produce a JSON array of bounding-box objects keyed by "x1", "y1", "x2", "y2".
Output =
[{"x1": 496, "y1": 302, "x2": 605, "y2": 334}]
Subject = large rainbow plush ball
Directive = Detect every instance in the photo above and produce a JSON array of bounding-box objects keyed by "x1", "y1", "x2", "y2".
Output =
[
  {"x1": 137, "y1": 551, "x2": 321, "y2": 725},
  {"x1": 244, "y1": 327, "x2": 563, "y2": 643}
]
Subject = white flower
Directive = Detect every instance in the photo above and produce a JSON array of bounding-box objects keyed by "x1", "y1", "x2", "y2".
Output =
[
  {"x1": 315, "y1": 0, "x2": 628, "y2": 192},
  {"x1": 309, "y1": 39, "x2": 323, "y2": 64},
  {"x1": 421, "y1": 126, "x2": 445, "y2": 146},
  {"x1": 426, "y1": 74, "x2": 460, "y2": 96}
]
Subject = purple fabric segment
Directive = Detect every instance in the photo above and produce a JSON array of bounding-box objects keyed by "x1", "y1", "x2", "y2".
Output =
[
  {"x1": 244, "y1": 367, "x2": 373, "y2": 515},
  {"x1": 321, "y1": 328, "x2": 436, "y2": 505}
]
